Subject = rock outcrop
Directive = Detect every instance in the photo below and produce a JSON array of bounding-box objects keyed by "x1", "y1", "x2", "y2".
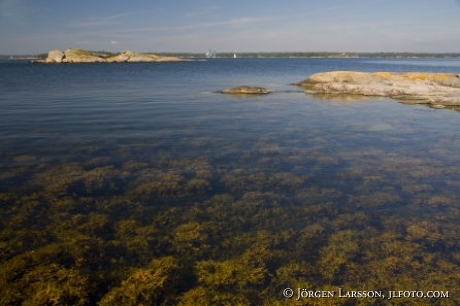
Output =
[
  {"x1": 62, "y1": 49, "x2": 106, "y2": 63},
  {"x1": 45, "y1": 50, "x2": 65, "y2": 63},
  {"x1": 222, "y1": 86, "x2": 271, "y2": 95},
  {"x1": 297, "y1": 71, "x2": 460, "y2": 106},
  {"x1": 106, "y1": 50, "x2": 184, "y2": 62},
  {"x1": 40, "y1": 48, "x2": 186, "y2": 63}
]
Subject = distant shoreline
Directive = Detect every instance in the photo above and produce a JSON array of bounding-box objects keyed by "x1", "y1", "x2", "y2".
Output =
[
  {"x1": 168, "y1": 52, "x2": 460, "y2": 59},
  {"x1": 2, "y1": 52, "x2": 460, "y2": 60}
]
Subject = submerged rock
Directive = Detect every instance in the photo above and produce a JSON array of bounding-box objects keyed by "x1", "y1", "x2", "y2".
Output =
[
  {"x1": 222, "y1": 86, "x2": 271, "y2": 95},
  {"x1": 297, "y1": 71, "x2": 460, "y2": 106}
]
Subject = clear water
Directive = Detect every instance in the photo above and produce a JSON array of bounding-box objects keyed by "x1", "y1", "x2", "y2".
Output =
[{"x1": 1, "y1": 58, "x2": 460, "y2": 304}]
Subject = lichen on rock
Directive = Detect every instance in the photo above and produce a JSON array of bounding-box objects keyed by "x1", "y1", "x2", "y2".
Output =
[{"x1": 297, "y1": 71, "x2": 460, "y2": 106}]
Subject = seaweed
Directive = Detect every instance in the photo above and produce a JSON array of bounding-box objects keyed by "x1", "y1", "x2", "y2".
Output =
[{"x1": 2, "y1": 129, "x2": 460, "y2": 305}]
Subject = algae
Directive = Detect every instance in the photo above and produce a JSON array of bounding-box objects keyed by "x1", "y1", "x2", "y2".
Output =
[{"x1": 1, "y1": 126, "x2": 460, "y2": 305}]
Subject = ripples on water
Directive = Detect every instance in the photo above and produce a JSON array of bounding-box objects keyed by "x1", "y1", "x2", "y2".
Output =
[{"x1": 1, "y1": 58, "x2": 460, "y2": 305}]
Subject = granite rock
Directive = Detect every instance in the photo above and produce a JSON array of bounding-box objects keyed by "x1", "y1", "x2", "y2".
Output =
[
  {"x1": 222, "y1": 86, "x2": 271, "y2": 95},
  {"x1": 297, "y1": 71, "x2": 460, "y2": 105},
  {"x1": 44, "y1": 50, "x2": 65, "y2": 63},
  {"x1": 41, "y1": 48, "x2": 185, "y2": 63}
]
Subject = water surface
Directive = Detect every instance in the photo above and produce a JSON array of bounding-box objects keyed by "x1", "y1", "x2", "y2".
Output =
[{"x1": 1, "y1": 58, "x2": 460, "y2": 305}]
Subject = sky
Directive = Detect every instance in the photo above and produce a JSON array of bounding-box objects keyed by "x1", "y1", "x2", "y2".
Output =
[{"x1": 1, "y1": 0, "x2": 460, "y2": 54}]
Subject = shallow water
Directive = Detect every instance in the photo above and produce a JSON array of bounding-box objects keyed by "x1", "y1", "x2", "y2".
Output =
[{"x1": 1, "y1": 58, "x2": 460, "y2": 305}]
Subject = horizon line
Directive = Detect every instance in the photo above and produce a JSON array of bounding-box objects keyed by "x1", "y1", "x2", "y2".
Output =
[{"x1": 3, "y1": 50, "x2": 460, "y2": 56}]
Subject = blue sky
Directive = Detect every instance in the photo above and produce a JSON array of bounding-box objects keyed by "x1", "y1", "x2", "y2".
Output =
[{"x1": 1, "y1": 0, "x2": 460, "y2": 54}]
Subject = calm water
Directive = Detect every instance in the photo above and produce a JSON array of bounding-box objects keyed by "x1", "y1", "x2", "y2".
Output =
[
  {"x1": 1, "y1": 58, "x2": 460, "y2": 304},
  {"x1": 2, "y1": 58, "x2": 460, "y2": 158}
]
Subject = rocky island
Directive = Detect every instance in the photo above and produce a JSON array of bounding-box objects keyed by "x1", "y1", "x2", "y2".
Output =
[
  {"x1": 297, "y1": 71, "x2": 460, "y2": 106},
  {"x1": 36, "y1": 48, "x2": 186, "y2": 63},
  {"x1": 221, "y1": 86, "x2": 271, "y2": 95}
]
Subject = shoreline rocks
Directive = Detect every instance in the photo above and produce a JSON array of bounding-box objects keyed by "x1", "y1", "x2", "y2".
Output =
[
  {"x1": 37, "y1": 48, "x2": 187, "y2": 63},
  {"x1": 221, "y1": 86, "x2": 271, "y2": 95},
  {"x1": 297, "y1": 71, "x2": 460, "y2": 106}
]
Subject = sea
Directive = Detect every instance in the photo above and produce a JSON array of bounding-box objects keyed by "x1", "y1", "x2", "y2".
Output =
[{"x1": 1, "y1": 57, "x2": 460, "y2": 304}]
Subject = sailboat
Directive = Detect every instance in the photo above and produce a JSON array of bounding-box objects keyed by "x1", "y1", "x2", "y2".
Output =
[{"x1": 233, "y1": 53, "x2": 237, "y2": 59}]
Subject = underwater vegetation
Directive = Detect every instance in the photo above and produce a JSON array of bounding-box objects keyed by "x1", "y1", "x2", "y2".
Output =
[{"x1": 1, "y1": 128, "x2": 460, "y2": 305}]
